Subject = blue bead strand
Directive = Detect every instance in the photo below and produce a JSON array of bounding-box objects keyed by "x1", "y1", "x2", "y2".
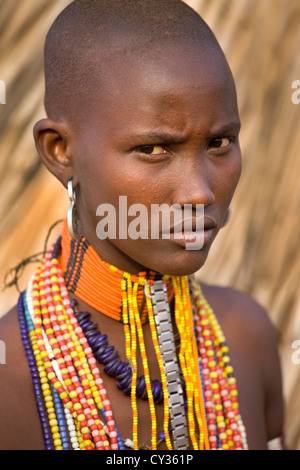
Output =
[
  {"x1": 18, "y1": 292, "x2": 54, "y2": 450},
  {"x1": 51, "y1": 384, "x2": 70, "y2": 450}
]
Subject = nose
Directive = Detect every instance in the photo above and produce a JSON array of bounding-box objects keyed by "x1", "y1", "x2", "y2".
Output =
[{"x1": 171, "y1": 160, "x2": 215, "y2": 209}]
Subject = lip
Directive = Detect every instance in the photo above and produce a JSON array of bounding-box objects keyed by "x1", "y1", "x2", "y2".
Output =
[
  {"x1": 157, "y1": 215, "x2": 217, "y2": 249},
  {"x1": 167, "y1": 216, "x2": 217, "y2": 233},
  {"x1": 160, "y1": 216, "x2": 217, "y2": 236},
  {"x1": 165, "y1": 228, "x2": 215, "y2": 250}
]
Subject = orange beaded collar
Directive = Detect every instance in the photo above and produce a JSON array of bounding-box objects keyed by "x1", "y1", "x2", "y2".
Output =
[{"x1": 60, "y1": 218, "x2": 174, "y2": 322}]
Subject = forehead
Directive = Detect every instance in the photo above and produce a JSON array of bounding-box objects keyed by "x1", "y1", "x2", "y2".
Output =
[{"x1": 79, "y1": 40, "x2": 238, "y2": 134}]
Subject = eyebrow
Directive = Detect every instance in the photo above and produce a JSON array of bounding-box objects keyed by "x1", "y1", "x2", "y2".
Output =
[
  {"x1": 133, "y1": 131, "x2": 187, "y2": 144},
  {"x1": 210, "y1": 121, "x2": 241, "y2": 136},
  {"x1": 130, "y1": 121, "x2": 241, "y2": 144}
]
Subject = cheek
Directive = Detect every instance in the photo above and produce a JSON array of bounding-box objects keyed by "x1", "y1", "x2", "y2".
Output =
[
  {"x1": 75, "y1": 150, "x2": 154, "y2": 223},
  {"x1": 230, "y1": 152, "x2": 242, "y2": 192},
  {"x1": 212, "y1": 152, "x2": 242, "y2": 204}
]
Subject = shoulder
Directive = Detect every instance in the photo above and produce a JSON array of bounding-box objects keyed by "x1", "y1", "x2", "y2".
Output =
[
  {"x1": 198, "y1": 281, "x2": 280, "y2": 385},
  {"x1": 199, "y1": 282, "x2": 278, "y2": 348},
  {"x1": 199, "y1": 281, "x2": 284, "y2": 444},
  {"x1": 0, "y1": 302, "x2": 31, "y2": 374},
  {"x1": 0, "y1": 305, "x2": 22, "y2": 365},
  {"x1": 0, "y1": 305, "x2": 28, "y2": 420},
  {"x1": 0, "y1": 304, "x2": 45, "y2": 449}
]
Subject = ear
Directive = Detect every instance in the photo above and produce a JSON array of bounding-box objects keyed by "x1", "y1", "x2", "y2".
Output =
[{"x1": 33, "y1": 118, "x2": 78, "y2": 188}]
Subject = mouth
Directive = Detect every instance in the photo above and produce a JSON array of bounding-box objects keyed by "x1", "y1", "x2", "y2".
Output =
[
  {"x1": 161, "y1": 216, "x2": 217, "y2": 250},
  {"x1": 167, "y1": 216, "x2": 217, "y2": 234}
]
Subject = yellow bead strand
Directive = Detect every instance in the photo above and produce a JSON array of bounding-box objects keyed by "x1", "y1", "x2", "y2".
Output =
[
  {"x1": 121, "y1": 278, "x2": 131, "y2": 361},
  {"x1": 126, "y1": 278, "x2": 139, "y2": 449},
  {"x1": 172, "y1": 276, "x2": 210, "y2": 451},
  {"x1": 145, "y1": 283, "x2": 173, "y2": 450},
  {"x1": 182, "y1": 277, "x2": 209, "y2": 450},
  {"x1": 132, "y1": 281, "x2": 157, "y2": 450}
]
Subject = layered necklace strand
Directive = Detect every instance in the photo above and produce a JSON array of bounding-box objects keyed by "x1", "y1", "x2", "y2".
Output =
[{"x1": 18, "y1": 220, "x2": 248, "y2": 450}]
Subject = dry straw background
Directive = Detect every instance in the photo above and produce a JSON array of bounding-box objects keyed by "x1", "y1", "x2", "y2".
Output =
[{"x1": 0, "y1": 0, "x2": 299, "y2": 449}]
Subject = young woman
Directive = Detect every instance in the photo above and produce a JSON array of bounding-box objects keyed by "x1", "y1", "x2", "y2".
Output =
[{"x1": 0, "y1": 0, "x2": 284, "y2": 450}]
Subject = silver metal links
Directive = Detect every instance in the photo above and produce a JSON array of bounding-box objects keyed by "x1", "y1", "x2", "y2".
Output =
[{"x1": 150, "y1": 280, "x2": 189, "y2": 450}]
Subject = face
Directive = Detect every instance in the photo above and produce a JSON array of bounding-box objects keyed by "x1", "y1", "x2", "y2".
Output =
[{"x1": 67, "y1": 41, "x2": 242, "y2": 276}]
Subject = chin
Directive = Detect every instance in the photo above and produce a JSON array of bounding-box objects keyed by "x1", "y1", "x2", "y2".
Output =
[
  {"x1": 145, "y1": 247, "x2": 210, "y2": 277},
  {"x1": 103, "y1": 237, "x2": 212, "y2": 277}
]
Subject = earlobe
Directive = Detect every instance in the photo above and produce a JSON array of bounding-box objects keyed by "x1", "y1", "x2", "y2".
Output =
[{"x1": 33, "y1": 118, "x2": 75, "y2": 187}]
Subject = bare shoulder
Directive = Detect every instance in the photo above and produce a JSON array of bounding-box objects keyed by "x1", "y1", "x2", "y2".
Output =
[
  {"x1": 200, "y1": 282, "x2": 278, "y2": 345},
  {"x1": 0, "y1": 305, "x2": 44, "y2": 450},
  {"x1": 200, "y1": 281, "x2": 284, "y2": 446},
  {"x1": 0, "y1": 305, "x2": 24, "y2": 372},
  {"x1": 199, "y1": 281, "x2": 281, "y2": 385}
]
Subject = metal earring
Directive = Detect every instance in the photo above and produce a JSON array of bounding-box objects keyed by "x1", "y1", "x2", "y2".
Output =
[
  {"x1": 222, "y1": 207, "x2": 231, "y2": 228},
  {"x1": 67, "y1": 179, "x2": 81, "y2": 239}
]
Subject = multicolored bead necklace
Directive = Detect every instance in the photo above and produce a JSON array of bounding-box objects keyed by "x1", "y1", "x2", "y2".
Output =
[{"x1": 18, "y1": 219, "x2": 248, "y2": 450}]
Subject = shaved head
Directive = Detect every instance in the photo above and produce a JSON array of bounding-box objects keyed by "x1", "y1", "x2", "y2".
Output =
[
  {"x1": 35, "y1": 0, "x2": 240, "y2": 276},
  {"x1": 44, "y1": 0, "x2": 227, "y2": 121}
]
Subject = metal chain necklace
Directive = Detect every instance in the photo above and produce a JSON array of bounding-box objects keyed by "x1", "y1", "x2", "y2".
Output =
[{"x1": 150, "y1": 280, "x2": 189, "y2": 450}]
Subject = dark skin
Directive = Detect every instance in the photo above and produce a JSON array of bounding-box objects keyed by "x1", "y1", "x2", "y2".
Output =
[{"x1": 0, "y1": 40, "x2": 284, "y2": 450}]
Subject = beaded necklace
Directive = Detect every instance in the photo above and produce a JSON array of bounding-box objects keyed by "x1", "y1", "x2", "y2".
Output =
[
  {"x1": 18, "y1": 219, "x2": 248, "y2": 450},
  {"x1": 60, "y1": 221, "x2": 174, "y2": 323}
]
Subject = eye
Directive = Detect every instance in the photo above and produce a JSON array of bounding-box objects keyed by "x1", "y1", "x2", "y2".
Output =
[
  {"x1": 208, "y1": 137, "x2": 231, "y2": 149},
  {"x1": 136, "y1": 145, "x2": 167, "y2": 155}
]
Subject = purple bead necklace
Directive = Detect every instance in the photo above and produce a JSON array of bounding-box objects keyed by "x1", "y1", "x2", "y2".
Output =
[{"x1": 71, "y1": 299, "x2": 167, "y2": 404}]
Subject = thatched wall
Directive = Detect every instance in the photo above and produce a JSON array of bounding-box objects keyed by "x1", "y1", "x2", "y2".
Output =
[{"x1": 0, "y1": 0, "x2": 299, "y2": 449}]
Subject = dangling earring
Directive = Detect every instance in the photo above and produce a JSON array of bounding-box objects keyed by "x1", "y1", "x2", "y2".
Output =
[
  {"x1": 222, "y1": 207, "x2": 231, "y2": 228},
  {"x1": 67, "y1": 179, "x2": 81, "y2": 239}
]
